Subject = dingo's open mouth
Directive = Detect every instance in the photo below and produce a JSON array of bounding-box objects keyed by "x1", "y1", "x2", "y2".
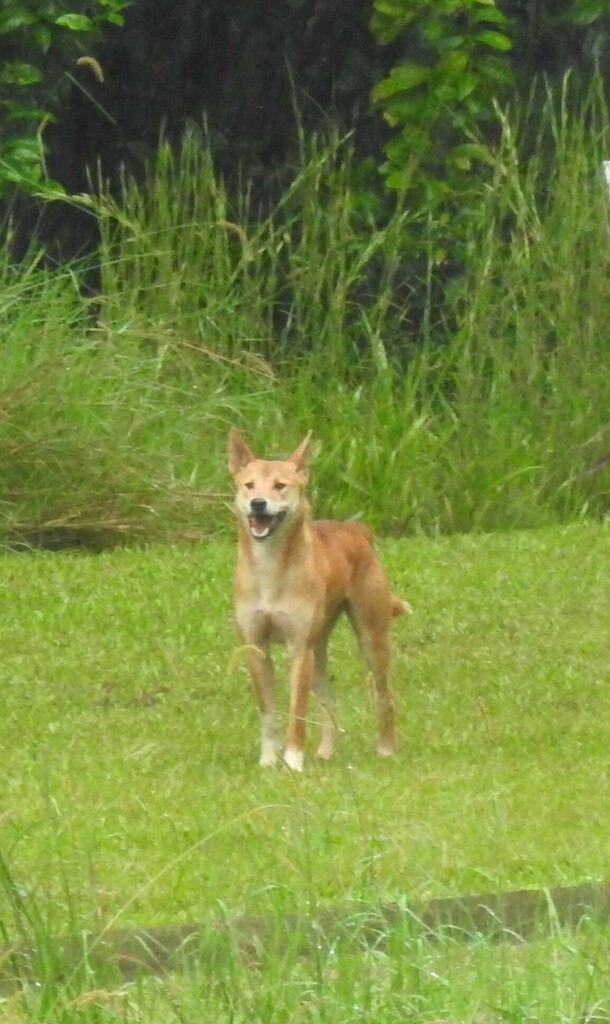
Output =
[{"x1": 248, "y1": 511, "x2": 286, "y2": 540}]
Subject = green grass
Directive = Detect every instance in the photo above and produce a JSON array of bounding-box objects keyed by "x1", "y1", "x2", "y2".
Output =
[
  {"x1": 126, "y1": 928, "x2": 610, "y2": 1024},
  {"x1": 1, "y1": 521, "x2": 609, "y2": 1021},
  {"x1": 5, "y1": 919, "x2": 610, "y2": 1023},
  {"x1": 1, "y1": 521, "x2": 608, "y2": 937}
]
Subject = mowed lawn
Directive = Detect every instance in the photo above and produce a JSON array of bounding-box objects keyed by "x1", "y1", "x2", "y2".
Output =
[{"x1": 0, "y1": 522, "x2": 608, "y2": 939}]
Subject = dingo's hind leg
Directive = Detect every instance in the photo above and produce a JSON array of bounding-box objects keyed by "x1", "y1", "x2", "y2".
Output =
[
  {"x1": 312, "y1": 633, "x2": 337, "y2": 760},
  {"x1": 347, "y1": 597, "x2": 396, "y2": 757}
]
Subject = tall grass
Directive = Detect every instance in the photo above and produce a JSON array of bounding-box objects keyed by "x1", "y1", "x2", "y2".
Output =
[
  {"x1": 0, "y1": 77, "x2": 608, "y2": 545},
  {"x1": 441, "y1": 77, "x2": 610, "y2": 529}
]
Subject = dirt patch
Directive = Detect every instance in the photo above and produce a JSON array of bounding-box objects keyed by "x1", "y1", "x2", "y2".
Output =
[{"x1": 2, "y1": 880, "x2": 609, "y2": 992}]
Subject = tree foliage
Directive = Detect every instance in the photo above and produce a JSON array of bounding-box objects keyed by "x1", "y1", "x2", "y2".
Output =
[
  {"x1": 0, "y1": 0, "x2": 127, "y2": 197},
  {"x1": 507, "y1": 0, "x2": 610, "y2": 81},
  {"x1": 1, "y1": 0, "x2": 610, "y2": 263},
  {"x1": 370, "y1": 0, "x2": 512, "y2": 259}
]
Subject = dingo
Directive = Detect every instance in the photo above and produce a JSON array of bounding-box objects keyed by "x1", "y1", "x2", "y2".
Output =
[{"x1": 228, "y1": 428, "x2": 411, "y2": 772}]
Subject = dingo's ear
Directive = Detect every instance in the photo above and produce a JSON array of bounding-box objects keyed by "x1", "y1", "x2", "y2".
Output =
[
  {"x1": 228, "y1": 428, "x2": 255, "y2": 473},
  {"x1": 288, "y1": 431, "x2": 314, "y2": 471}
]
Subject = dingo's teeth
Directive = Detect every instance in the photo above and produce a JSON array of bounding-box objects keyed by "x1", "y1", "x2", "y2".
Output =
[
  {"x1": 248, "y1": 511, "x2": 286, "y2": 541},
  {"x1": 251, "y1": 520, "x2": 271, "y2": 539}
]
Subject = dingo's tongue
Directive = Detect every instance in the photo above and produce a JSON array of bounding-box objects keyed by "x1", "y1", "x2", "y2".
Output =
[{"x1": 249, "y1": 515, "x2": 274, "y2": 539}]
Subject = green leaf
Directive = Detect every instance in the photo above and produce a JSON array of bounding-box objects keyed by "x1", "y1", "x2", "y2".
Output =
[
  {"x1": 32, "y1": 24, "x2": 53, "y2": 51},
  {"x1": 5, "y1": 105, "x2": 52, "y2": 122},
  {"x1": 423, "y1": 17, "x2": 445, "y2": 42},
  {"x1": 448, "y1": 142, "x2": 494, "y2": 167},
  {"x1": 7, "y1": 135, "x2": 43, "y2": 156},
  {"x1": 475, "y1": 30, "x2": 512, "y2": 50},
  {"x1": 471, "y1": 6, "x2": 509, "y2": 25},
  {"x1": 456, "y1": 72, "x2": 480, "y2": 100},
  {"x1": 370, "y1": 6, "x2": 417, "y2": 45},
  {"x1": 436, "y1": 50, "x2": 469, "y2": 76},
  {"x1": 35, "y1": 180, "x2": 68, "y2": 198},
  {"x1": 385, "y1": 166, "x2": 412, "y2": 190},
  {"x1": 368, "y1": 1, "x2": 417, "y2": 23},
  {"x1": 436, "y1": 34, "x2": 466, "y2": 50},
  {"x1": 480, "y1": 56, "x2": 513, "y2": 83},
  {"x1": 374, "y1": 0, "x2": 407, "y2": 11},
  {"x1": 0, "y1": 62, "x2": 43, "y2": 85},
  {"x1": 556, "y1": 0, "x2": 607, "y2": 24},
  {"x1": 55, "y1": 13, "x2": 95, "y2": 31},
  {"x1": 0, "y1": 9, "x2": 35, "y2": 32},
  {"x1": 372, "y1": 63, "x2": 430, "y2": 102}
]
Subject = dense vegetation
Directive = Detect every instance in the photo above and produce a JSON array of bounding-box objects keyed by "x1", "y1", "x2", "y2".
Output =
[
  {"x1": 0, "y1": 2, "x2": 608, "y2": 545},
  {"x1": 0, "y1": 79, "x2": 608, "y2": 546}
]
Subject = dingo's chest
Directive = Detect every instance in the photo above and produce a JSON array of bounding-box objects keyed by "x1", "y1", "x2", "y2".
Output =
[
  {"x1": 234, "y1": 556, "x2": 318, "y2": 646},
  {"x1": 235, "y1": 578, "x2": 317, "y2": 643}
]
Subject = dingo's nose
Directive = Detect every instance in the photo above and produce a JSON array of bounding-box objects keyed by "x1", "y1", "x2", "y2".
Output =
[{"x1": 250, "y1": 497, "x2": 267, "y2": 514}]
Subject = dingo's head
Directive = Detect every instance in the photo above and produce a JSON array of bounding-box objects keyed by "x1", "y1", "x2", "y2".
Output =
[{"x1": 228, "y1": 428, "x2": 313, "y2": 542}]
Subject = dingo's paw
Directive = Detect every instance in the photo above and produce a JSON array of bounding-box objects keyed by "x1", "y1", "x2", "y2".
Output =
[
  {"x1": 259, "y1": 750, "x2": 279, "y2": 767},
  {"x1": 283, "y1": 747, "x2": 304, "y2": 772}
]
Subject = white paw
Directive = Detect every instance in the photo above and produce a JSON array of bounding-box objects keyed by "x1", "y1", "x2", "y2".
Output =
[
  {"x1": 259, "y1": 750, "x2": 279, "y2": 767},
  {"x1": 376, "y1": 743, "x2": 394, "y2": 758},
  {"x1": 283, "y1": 747, "x2": 304, "y2": 772}
]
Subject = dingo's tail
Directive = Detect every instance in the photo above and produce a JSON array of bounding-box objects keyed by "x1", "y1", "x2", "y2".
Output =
[{"x1": 391, "y1": 595, "x2": 413, "y2": 616}]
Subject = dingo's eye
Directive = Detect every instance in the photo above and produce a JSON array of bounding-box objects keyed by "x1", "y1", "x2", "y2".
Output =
[
  {"x1": 244, "y1": 481, "x2": 254, "y2": 490},
  {"x1": 273, "y1": 481, "x2": 287, "y2": 492}
]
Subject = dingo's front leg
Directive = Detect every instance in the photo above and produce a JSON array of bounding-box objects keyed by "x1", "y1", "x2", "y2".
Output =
[
  {"x1": 245, "y1": 645, "x2": 280, "y2": 766},
  {"x1": 312, "y1": 634, "x2": 337, "y2": 760},
  {"x1": 285, "y1": 647, "x2": 315, "y2": 771}
]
